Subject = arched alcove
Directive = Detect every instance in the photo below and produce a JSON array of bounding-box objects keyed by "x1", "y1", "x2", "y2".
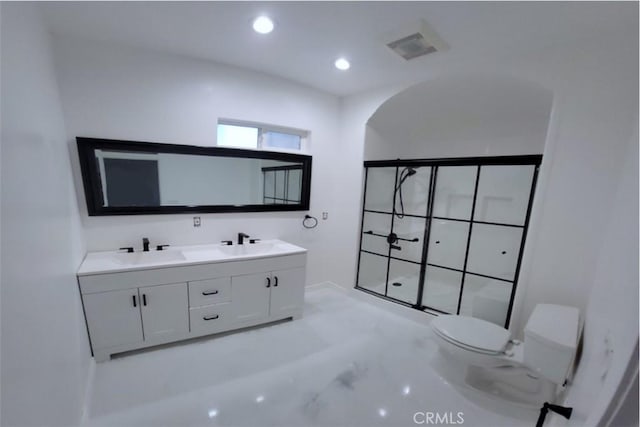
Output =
[
  {"x1": 355, "y1": 74, "x2": 555, "y2": 329},
  {"x1": 365, "y1": 75, "x2": 554, "y2": 160}
]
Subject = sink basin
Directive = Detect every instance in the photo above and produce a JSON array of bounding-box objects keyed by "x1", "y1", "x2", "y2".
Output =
[
  {"x1": 112, "y1": 250, "x2": 186, "y2": 266},
  {"x1": 217, "y1": 242, "x2": 275, "y2": 256}
]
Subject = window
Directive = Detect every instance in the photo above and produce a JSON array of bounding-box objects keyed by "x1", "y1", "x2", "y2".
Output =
[
  {"x1": 217, "y1": 120, "x2": 307, "y2": 152},
  {"x1": 262, "y1": 131, "x2": 301, "y2": 150},
  {"x1": 216, "y1": 124, "x2": 259, "y2": 149}
]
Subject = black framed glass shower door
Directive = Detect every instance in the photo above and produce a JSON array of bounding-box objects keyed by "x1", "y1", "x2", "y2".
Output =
[
  {"x1": 357, "y1": 166, "x2": 432, "y2": 306},
  {"x1": 355, "y1": 155, "x2": 541, "y2": 328}
]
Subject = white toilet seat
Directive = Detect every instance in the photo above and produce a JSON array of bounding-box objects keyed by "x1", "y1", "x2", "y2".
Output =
[
  {"x1": 432, "y1": 327, "x2": 505, "y2": 355},
  {"x1": 431, "y1": 315, "x2": 511, "y2": 355}
]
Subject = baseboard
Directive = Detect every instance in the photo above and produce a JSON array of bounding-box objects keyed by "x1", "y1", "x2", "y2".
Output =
[{"x1": 306, "y1": 281, "x2": 349, "y2": 292}]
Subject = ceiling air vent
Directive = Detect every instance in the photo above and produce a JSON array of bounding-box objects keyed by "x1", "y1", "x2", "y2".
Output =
[{"x1": 385, "y1": 19, "x2": 448, "y2": 61}]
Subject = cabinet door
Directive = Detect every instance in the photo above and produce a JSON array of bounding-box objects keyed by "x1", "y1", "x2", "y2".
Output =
[
  {"x1": 230, "y1": 273, "x2": 270, "y2": 323},
  {"x1": 139, "y1": 282, "x2": 188, "y2": 342},
  {"x1": 270, "y1": 268, "x2": 305, "y2": 317},
  {"x1": 82, "y1": 289, "x2": 143, "y2": 350}
]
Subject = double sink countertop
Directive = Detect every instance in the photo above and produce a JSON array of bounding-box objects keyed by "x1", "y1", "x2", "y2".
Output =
[{"x1": 77, "y1": 239, "x2": 307, "y2": 276}]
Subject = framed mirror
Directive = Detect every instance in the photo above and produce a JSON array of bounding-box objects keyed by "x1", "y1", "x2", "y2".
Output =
[{"x1": 76, "y1": 137, "x2": 312, "y2": 215}]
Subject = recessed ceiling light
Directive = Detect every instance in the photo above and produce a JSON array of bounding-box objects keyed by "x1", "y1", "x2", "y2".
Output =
[
  {"x1": 335, "y1": 58, "x2": 350, "y2": 71},
  {"x1": 253, "y1": 16, "x2": 274, "y2": 34}
]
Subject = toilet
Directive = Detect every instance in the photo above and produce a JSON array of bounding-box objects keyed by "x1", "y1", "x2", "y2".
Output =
[{"x1": 431, "y1": 304, "x2": 581, "y2": 405}]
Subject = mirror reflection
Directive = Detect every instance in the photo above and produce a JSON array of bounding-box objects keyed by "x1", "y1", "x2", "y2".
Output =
[{"x1": 95, "y1": 150, "x2": 303, "y2": 207}]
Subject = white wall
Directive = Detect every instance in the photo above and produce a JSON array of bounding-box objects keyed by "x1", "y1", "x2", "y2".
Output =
[
  {"x1": 0, "y1": 3, "x2": 91, "y2": 425},
  {"x1": 365, "y1": 75, "x2": 553, "y2": 160},
  {"x1": 51, "y1": 36, "x2": 343, "y2": 287},
  {"x1": 560, "y1": 123, "x2": 638, "y2": 425}
]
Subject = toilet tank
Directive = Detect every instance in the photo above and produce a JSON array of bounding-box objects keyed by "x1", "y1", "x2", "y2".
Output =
[{"x1": 524, "y1": 304, "x2": 580, "y2": 384}]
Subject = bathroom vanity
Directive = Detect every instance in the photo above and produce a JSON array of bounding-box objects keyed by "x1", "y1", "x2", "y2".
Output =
[{"x1": 77, "y1": 240, "x2": 306, "y2": 361}]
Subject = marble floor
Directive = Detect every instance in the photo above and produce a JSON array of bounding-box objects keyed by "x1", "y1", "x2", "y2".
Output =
[{"x1": 84, "y1": 284, "x2": 537, "y2": 427}]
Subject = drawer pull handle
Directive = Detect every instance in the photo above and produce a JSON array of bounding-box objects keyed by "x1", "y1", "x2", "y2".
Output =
[
  {"x1": 132, "y1": 295, "x2": 137, "y2": 307},
  {"x1": 142, "y1": 294, "x2": 147, "y2": 306},
  {"x1": 203, "y1": 314, "x2": 219, "y2": 321},
  {"x1": 202, "y1": 290, "x2": 219, "y2": 296},
  {"x1": 266, "y1": 277, "x2": 271, "y2": 288},
  {"x1": 274, "y1": 276, "x2": 279, "y2": 287}
]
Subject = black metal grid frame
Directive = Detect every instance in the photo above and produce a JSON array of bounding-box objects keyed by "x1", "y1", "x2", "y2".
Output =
[
  {"x1": 77, "y1": 137, "x2": 312, "y2": 215},
  {"x1": 355, "y1": 154, "x2": 542, "y2": 328},
  {"x1": 262, "y1": 165, "x2": 303, "y2": 205}
]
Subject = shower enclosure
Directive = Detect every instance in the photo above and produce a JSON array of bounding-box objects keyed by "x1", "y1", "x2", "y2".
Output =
[{"x1": 355, "y1": 155, "x2": 541, "y2": 328}]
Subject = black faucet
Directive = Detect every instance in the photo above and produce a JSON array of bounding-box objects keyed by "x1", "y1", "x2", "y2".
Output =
[
  {"x1": 142, "y1": 237, "x2": 150, "y2": 252},
  {"x1": 237, "y1": 232, "x2": 250, "y2": 245}
]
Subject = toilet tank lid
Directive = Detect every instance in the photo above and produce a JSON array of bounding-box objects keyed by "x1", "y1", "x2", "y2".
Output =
[
  {"x1": 431, "y1": 315, "x2": 511, "y2": 353},
  {"x1": 525, "y1": 304, "x2": 580, "y2": 351}
]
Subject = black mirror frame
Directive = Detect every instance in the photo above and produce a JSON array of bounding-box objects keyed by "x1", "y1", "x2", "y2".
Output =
[{"x1": 76, "y1": 137, "x2": 312, "y2": 216}]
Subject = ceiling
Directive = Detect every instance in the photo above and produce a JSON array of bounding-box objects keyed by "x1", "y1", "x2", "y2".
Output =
[{"x1": 40, "y1": 1, "x2": 637, "y2": 97}]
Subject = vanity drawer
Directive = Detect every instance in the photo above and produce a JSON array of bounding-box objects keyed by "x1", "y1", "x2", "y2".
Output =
[
  {"x1": 190, "y1": 303, "x2": 231, "y2": 335},
  {"x1": 189, "y1": 277, "x2": 231, "y2": 307}
]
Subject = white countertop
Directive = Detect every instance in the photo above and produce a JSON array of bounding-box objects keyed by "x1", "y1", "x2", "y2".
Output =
[{"x1": 77, "y1": 239, "x2": 307, "y2": 276}]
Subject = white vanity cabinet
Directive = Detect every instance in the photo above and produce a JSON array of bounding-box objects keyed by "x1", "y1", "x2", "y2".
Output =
[
  {"x1": 139, "y1": 282, "x2": 189, "y2": 342},
  {"x1": 83, "y1": 282, "x2": 189, "y2": 356},
  {"x1": 268, "y1": 268, "x2": 306, "y2": 318},
  {"x1": 78, "y1": 247, "x2": 306, "y2": 362},
  {"x1": 230, "y1": 267, "x2": 306, "y2": 324},
  {"x1": 82, "y1": 288, "x2": 144, "y2": 350}
]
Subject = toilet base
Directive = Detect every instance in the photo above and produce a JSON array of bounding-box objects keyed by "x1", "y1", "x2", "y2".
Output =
[{"x1": 464, "y1": 365, "x2": 558, "y2": 407}]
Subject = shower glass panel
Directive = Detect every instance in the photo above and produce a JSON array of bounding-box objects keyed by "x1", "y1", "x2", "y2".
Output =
[
  {"x1": 391, "y1": 215, "x2": 427, "y2": 263},
  {"x1": 431, "y1": 166, "x2": 477, "y2": 220},
  {"x1": 361, "y1": 212, "x2": 392, "y2": 255},
  {"x1": 459, "y1": 274, "x2": 512, "y2": 326},
  {"x1": 356, "y1": 252, "x2": 388, "y2": 295},
  {"x1": 387, "y1": 259, "x2": 421, "y2": 304},
  {"x1": 394, "y1": 166, "x2": 431, "y2": 216},
  {"x1": 474, "y1": 165, "x2": 535, "y2": 225},
  {"x1": 422, "y1": 266, "x2": 462, "y2": 313},
  {"x1": 364, "y1": 167, "x2": 396, "y2": 212},
  {"x1": 275, "y1": 171, "x2": 286, "y2": 202},
  {"x1": 356, "y1": 165, "x2": 431, "y2": 304},
  {"x1": 356, "y1": 156, "x2": 540, "y2": 328},
  {"x1": 427, "y1": 219, "x2": 469, "y2": 269},
  {"x1": 287, "y1": 169, "x2": 302, "y2": 203},
  {"x1": 466, "y1": 224, "x2": 523, "y2": 281}
]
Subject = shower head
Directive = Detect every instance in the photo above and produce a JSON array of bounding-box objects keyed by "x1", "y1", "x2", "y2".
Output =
[
  {"x1": 395, "y1": 166, "x2": 420, "y2": 219},
  {"x1": 397, "y1": 167, "x2": 418, "y2": 189}
]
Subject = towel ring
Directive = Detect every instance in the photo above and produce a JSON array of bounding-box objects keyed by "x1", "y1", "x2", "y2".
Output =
[{"x1": 303, "y1": 214, "x2": 318, "y2": 229}]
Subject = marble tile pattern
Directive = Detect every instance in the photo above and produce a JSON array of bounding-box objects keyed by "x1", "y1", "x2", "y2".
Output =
[{"x1": 85, "y1": 285, "x2": 537, "y2": 426}]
